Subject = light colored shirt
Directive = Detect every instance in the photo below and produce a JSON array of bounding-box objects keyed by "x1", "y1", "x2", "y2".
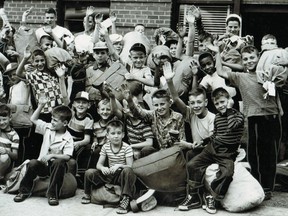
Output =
[{"x1": 36, "y1": 119, "x2": 74, "y2": 160}]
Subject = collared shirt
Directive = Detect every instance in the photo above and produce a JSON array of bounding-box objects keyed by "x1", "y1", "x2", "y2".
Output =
[
  {"x1": 36, "y1": 119, "x2": 74, "y2": 160},
  {"x1": 25, "y1": 70, "x2": 64, "y2": 113},
  {"x1": 130, "y1": 103, "x2": 185, "y2": 149}
]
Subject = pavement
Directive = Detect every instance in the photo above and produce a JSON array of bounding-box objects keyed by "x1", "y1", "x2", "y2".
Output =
[{"x1": 1, "y1": 187, "x2": 288, "y2": 216}]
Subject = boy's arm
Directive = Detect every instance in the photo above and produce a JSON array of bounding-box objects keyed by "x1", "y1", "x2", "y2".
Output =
[
  {"x1": 130, "y1": 138, "x2": 153, "y2": 150},
  {"x1": 97, "y1": 154, "x2": 111, "y2": 175},
  {"x1": 227, "y1": 109, "x2": 244, "y2": 130},
  {"x1": 74, "y1": 134, "x2": 91, "y2": 151},
  {"x1": 125, "y1": 68, "x2": 154, "y2": 86},
  {"x1": 185, "y1": 8, "x2": 196, "y2": 56},
  {"x1": 163, "y1": 62, "x2": 188, "y2": 117},
  {"x1": 55, "y1": 65, "x2": 69, "y2": 105},
  {"x1": 43, "y1": 26, "x2": 64, "y2": 48},
  {"x1": 207, "y1": 44, "x2": 229, "y2": 79},
  {"x1": 16, "y1": 45, "x2": 31, "y2": 79},
  {"x1": 100, "y1": 26, "x2": 121, "y2": 62},
  {"x1": 175, "y1": 23, "x2": 186, "y2": 59},
  {"x1": 103, "y1": 83, "x2": 123, "y2": 119},
  {"x1": 30, "y1": 94, "x2": 47, "y2": 125},
  {"x1": 110, "y1": 12, "x2": 117, "y2": 34},
  {"x1": 92, "y1": 14, "x2": 103, "y2": 44}
]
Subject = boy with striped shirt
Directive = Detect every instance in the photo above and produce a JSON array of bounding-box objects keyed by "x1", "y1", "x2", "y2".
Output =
[{"x1": 178, "y1": 87, "x2": 244, "y2": 214}]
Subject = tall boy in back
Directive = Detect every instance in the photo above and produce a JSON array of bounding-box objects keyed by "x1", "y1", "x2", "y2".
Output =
[
  {"x1": 82, "y1": 120, "x2": 137, "y2": 214},
  {"x1": 123, "y1": 85, "x2": 185, "y2": 154},
  {"x1": 14, "y1": 98, "x2": 73, "y2": 206},
  {"x1": 178, "y1": 87, "x2": 244, "y2": 214},
  {"x1": 163, "y1": 61, "x2": 215, "y2": 154},
  {"x1": 0, "y1": 104, "x2": 19, "y2": 182},
  {"x1": 216, "y1": 45, "x2": 281, "y2": 200}
]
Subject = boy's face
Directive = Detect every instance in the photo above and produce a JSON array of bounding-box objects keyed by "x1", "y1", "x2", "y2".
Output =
[
  {"x1": 242, "y1": 51, "x2": 259, "y2": 71},
  {"x1": 152, "y1": 97, "x2": 171, "y2": 118},
  {"x1": 32, "y1": 55, "x2": 46, "y2": 72},
  {"x1": 213, "y1": 96, "x2": 229, "y2": 114},
  {"x1": 0, "y1": 116, "x2": 11, "y2": 130},
  {"x1": 93, "y1": 49, "x2": 109, "y2": 65},
  {"x1": 40, "y1": 37, "x2": 53, "y2": 51},
  {"x1": 169, "y1": 44, "x2": 177, "y2": 58},
  {"x1": 199, "y1": 56, "x2": 215, "y2": 75},
  {"x1": 135, "y1": 25, "x2": 145, "y2": 34},
  {"x1": 97, "y1": 102, "x2": 112, "y2": 120},
  {"x1": 188, "y1": 94, "x2": 208, "y2": 116},
  {"x1": 44, "y1": 13, "x2": 56, "y2": 28},
  {"x1": 129, "y1": 51, "x2": 146, "y2": 68},
  {"x1": 106, "y1": 126, "x2": 124, "y2": 145},
  {"x1": 0, "y1": 27, "x2": 13, "y2": 43},
  {"x1": 226, "y1": 21, "x2": 240, "y2": 36},
  {"x1": 51, "y1": 115, "x2": 67, "y2": 131},
  {"x1": 113, "y1": 41, "x2": 123, "y2": 55},
  {"x1": 198, "y1": 38, "x2": 213, "y2": 52},
  {"x1": 73, "y1": 99, "x2": 90, "y2": 115},
  {"x1": 9, "y1": 70, "x2": 20, "y2": 84}
]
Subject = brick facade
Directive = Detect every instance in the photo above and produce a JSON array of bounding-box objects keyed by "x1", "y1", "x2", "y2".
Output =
[
  {"x1": 3, "y1": 0, "x2": 56, "y2": 28},
  {"x1": 2, "y1": 0, "x2": 172, "y2": 43}
]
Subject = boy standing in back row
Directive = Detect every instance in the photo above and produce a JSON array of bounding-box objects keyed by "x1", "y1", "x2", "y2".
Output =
[{"x1": 216, "y1": 44, "x2": 281, "y2": 200}]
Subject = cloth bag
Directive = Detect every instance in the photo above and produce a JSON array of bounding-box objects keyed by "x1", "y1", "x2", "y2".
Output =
[
  {"x1": 7, "y1": 104, "x2": 33, "y2": 128},
  {"x1": 91, "y1": 184, "x2": 121, "y2": 205},
  {"x1": 132, "y1": 146, "x2": 186, "y2": 192}
]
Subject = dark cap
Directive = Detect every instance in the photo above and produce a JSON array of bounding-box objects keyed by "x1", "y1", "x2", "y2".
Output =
[
  {"x1": 129, "y1": 43, "x2": 146, "y2": 55},
  {"x1": 74, "y1": 91, "x2": 90, "y2": 101}
]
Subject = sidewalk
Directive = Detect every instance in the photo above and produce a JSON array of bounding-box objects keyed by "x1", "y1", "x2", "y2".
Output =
[{"x1": 1, "y1": 188, "x2": 288, "y2": 216}]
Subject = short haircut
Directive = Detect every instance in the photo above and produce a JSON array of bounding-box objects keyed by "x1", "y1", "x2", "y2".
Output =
[
  {"x1": 198, "y1": 32, "x2": 214, "y2": 43},
  {"x1": 0, "y1": 104, "x2": 11, "y2": 117},
  {"x1": 198, "y1": 52, "x2": 214, "y2": 63},
  {"x1": 211, "y1": 87, "x2": 230, "y2": 100},
  {"x1": 262, "y1": 34, "x2": 276, "y2": 41},
  {"x1": 45, "y1": 8, "x2": 56, "y2": 15},
  {"x1": 226, "y1": 16, "x2": 240, "y2": 26},
  {"x1": 52, "y1": 105, "x2": 72, "y2": 122},
  {"x1": 240, "y1": 45, "x2": 259, "y2": 56},
  {"x1": 151, "y1": 89, "x2": 170, "y2": 101},
  {"x1": 127, "y1": 81, "x2": 143, "y2": 96},
  {"x1": 106, "y1": 119, "x2": 124, "y2": 133},
  {"x1": 98, "y1": 98, "x2": 110, "y2": 108},
  {"x1": 189, "y1": 87, "x2": 207, "y2": 99}
]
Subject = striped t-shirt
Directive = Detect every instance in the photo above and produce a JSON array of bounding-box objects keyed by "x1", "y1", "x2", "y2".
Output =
[
  {"x1": 100, "y1": 142, "x2": 133, "y2": 167},
  {"x1": 0, "y1": 128, "x2": 19, "y2": 153},
  {"x1": 126, "y1": 118, "x2": 154, "y2": 145},
  {"x1": 67, "y1": 113, "x2": 94, "y2": 141},
  {"x1": 211, "y1": 108, "x2": 244, "y2": 149}
]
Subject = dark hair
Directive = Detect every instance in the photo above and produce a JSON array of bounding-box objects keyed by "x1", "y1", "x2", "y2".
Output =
[
  {"x1": 262, "y1": 34, "x2": 276, "y2": 41},
  {"x1": 0, "y1": 104, "x2": 11, "y2": 117},
  {"x1": 45, "y1": 8, "x2": 56, "y2": 15},
  {"x1": 211, "y1": 87, "x2": 230, "y2": 100},
  {"x1": 198, "y1": 32, "x2": 214, "y2": 43},
  {"x1": 226, "y1": 16, "x2": 240, "y2": 26},
  {"x1": 240, "y1": 45, "x2": 259, "y2": 56},
  {"x1": 52, "y1": 105, "x2": 72, "y2": 122},
  {"x1": 189, "y1": 87, "x2": 207, "y2": 99},
  {"x1": 151, "y1": 89, "x2": 170, "y2": 100},
  {"x1": 198, "y1": 52, "x2": 214, "y2": 63},
  {"x1": 106, "y1": 119, "x2": 124, "y2": 133}
]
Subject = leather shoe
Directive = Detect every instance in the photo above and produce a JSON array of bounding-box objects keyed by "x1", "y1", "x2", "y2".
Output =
[
  {"x1": 48, "y1": 196, "x2": 59, "y2": 206},
  {"x1": 14, "y1": 193, "x2": 29, "y2": 202}
]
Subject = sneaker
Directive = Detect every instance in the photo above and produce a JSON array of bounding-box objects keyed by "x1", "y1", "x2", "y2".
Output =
[
  {"x1": 202, "y1": 193, "x2": 217, "y2": 214},
  {"x1": 141, "y1": 195, "x2": 157, "y2": 212},
  {"x1": 81, "y1": 194, "x2": 91, "y2": 204},
  {"x1": 14, "y1": 193, "x2": 29, "y2": 202},
  {"x1": 178, "y1": 194, "x2": 201, "y2": 211},
  {"x1": 116, "y1": 196, "x2": 130, "y2": 214},
  {"x1": 48, "y1": 196, "x2": 59, "y2": 206},
  {"x1": 264, "y1": 191, "x2": 272, "y2": 201}
]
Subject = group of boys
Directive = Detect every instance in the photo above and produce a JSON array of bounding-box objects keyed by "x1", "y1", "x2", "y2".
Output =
[{"x1": 0, "y1": 4, "x2": 285, "y2": 216}]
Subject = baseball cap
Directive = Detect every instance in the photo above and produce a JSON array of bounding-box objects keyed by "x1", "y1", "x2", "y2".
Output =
[
  {"x1": 74, "y1": 91, "x2": 90, "y2": 101},
  {"x1": 93, "y1": 41, "x2": 108, "y2": 50},
  {"x1": 109, "y1": 34, "x2": 123, "y2": 44},
  {"x1": 129, "y1": 43, "x2": 146, "y2": 55}
]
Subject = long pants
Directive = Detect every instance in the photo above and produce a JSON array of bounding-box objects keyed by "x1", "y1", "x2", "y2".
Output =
[
  {"x1": 247, "y1": 115, "x2": 281, "y2": 192},
  {"x1": 186, "y1": 143, "x2": 237, "y2": 197},
  {"x1": 19, "y1": 158, "x2": 67, "y2": 198},
  {"x1": 84, "y1": 167, "x2": 137, "y2": 198}
]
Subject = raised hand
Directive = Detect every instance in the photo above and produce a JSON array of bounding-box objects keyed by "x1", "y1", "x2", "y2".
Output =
[
  {"x1": 189, "y1": 61, "x2": 198, "y2": 75},
  {"x1": 95, "y1": 13, "x2": 103, "y2": 24},
  {"x1": 54, "y1": 64, "x2": 66, "y2": 77},
  {"x1": 22, "y1": 7, "x2": 33, "y2": 18},
  {"x1": 110, "y1": 12, "x2": 117, "y2": 23},
  {"x1": 38, "y1": 92, "x2": 48, "y2": 105},
  {"x1": 86, "y1": 6, "x2": 95, "y2": 16},
  {"x1": 163, "y1": 61, "x2": 174, "y2": 80},
  {"x1": 103, "y1": 82, "x2": 115, "y2": 98},
  {"x1": 121, "y1": 83, "x2": 132, "y2": 101},
  {"x1": 23, "y1": 45, "x2": 32, "y2": 59},
  {"x1": 189, "y1": 5, "x2": 201, "y2": 19},
  {"x1": 186, "y1": 9, "x2": 196, "y2": 24},
  {"x1": 206, "y1": 44, "x2": 220, "y2": 53}
]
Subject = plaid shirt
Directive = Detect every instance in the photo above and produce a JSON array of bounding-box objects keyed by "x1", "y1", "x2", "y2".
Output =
[
  {"x1": 26, "y1": 70, "x2": 64, "y2": 113},
  {"x1": 130, "y1": 103, "x2": 185, "y2": 149}
]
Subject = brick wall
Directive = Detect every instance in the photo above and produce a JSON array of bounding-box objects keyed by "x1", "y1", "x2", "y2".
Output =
[
  {"x1": 110, "y1": 0, "x2": 172, "y2": 43},
  {"x1": 3, "y1": 0, "x2": 56, "y2": 28}
]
